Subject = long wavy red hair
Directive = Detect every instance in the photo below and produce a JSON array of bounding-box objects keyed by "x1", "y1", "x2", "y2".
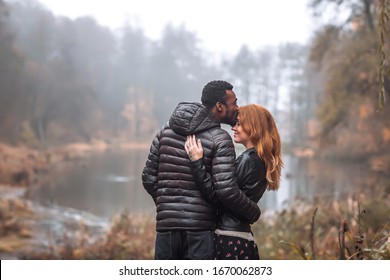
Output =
[{"x1": 238, "y1": 104, "x2": 283, "y2": 191}]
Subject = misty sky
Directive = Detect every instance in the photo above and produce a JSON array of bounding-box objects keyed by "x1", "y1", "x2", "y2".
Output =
[{"x1": 35, "y1": 0, "x2": 314, "y2": 56}]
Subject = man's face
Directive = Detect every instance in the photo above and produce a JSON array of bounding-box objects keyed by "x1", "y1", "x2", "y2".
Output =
[{"x1": 221, "y1": 90, "x2": 239, "y2": 126}]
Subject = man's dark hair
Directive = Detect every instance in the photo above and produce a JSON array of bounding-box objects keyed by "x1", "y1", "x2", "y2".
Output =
[{"x1": 201, "y1": 80, "x2": 233, "y2": 109}]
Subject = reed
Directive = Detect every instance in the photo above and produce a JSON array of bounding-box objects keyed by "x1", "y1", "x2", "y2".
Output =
[
  {"x1": 254, "y1": 189, "x2": 390, "y2": 260},
  {"x1": 5, "y1": 188, "x2": 390, "y2": 260}
]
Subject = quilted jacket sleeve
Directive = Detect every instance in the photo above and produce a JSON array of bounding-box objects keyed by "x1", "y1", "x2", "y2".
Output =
[{"x1": 141, "y1": 129, "x2": 162, "y2": 204}]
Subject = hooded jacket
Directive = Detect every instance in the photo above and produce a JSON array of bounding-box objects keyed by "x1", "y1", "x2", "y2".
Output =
[
  {"x1": 190, "y1": 147, "x2": 267, "y2": 232},
  {"x1": 142, "y1": 102, "x2": 260, "y2": 231}
]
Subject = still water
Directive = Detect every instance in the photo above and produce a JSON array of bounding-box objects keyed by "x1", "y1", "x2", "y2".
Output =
[{"x1": 30, "y1": 148, "x2": 388, "y2": 219}]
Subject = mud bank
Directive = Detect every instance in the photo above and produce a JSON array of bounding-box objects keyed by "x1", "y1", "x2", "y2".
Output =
[
  {"x1": 0, "y1": 140, "x2": 148, "y2": 187},
  {"x1": 0, "y1": 140, "x2": 149, "y2": 259},
  {"x1": 0, "y1": 186, "x2": 109, "y2": 259}
]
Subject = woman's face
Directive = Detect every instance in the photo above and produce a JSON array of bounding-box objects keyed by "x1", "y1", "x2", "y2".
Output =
[{"x1": 232, "y1": 116, "x2": 250, "y2": 146}]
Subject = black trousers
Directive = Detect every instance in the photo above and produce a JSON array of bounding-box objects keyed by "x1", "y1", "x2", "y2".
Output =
[{"x1": 154, "y1": 230, "x2": 214, "y2": 260}]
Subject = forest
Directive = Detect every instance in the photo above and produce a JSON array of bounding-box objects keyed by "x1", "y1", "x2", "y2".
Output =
[
  {"x1": 0, "y1": 0, "x2": 389, "y2": 157},
  {"x1": 0, "y1": 0, "x2": 389, "y2": 260}
]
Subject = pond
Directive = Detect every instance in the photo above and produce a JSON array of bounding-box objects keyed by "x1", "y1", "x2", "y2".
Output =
[{"x1": 29, "y1": 147, "x2": 389, "y2": 219}]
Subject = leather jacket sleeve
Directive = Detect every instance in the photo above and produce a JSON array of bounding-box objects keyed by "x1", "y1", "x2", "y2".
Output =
[
  {"x1": 189, "y1": 132, "x2": 261, "y2": 224},
  {"x1": 235, "y1": 153, "x2": 267, "y2": 203}
]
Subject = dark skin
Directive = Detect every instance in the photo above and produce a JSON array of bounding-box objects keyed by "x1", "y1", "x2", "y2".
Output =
[
  {"x1": 211, "y1": 90, "x2": 238, "y2": 127},
  {"x1": 186, "y1": 90, "x2": 240, "y2": 161}
]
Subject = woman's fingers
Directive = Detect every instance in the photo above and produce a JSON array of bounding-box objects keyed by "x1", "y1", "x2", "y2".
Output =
[
  {"x1": 190, "y1": 135, "x2": 202, "y2": 151},
  {"x1": 185, "y1": 136, "x2": 195, "y2": 151},
  {"x1": 185, "y1": 135, "x2": 202, "y2": 152},
  {"x1": 190, "y1": 135, "x2": 196, "y2": 147},
  {"x1": 186, "y1": 136, "x2": 191, "y2": 147},
  {"x1": 197, "y1": 139, "x2": 202, "y2": 149},
  {"x1": 184, "y1": 141, "x2": 189, "y2": 153},
  {"x1": 185, "y1": 137, "x2": 191, "y2": 152},
  {"x1": 184, "y1": 135, "x2": 203, "y2": 161}
]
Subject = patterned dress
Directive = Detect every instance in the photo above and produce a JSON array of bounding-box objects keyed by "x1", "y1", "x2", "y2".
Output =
[{"x1": 214, "y1": 229, "x2": 259, "y2": 260}]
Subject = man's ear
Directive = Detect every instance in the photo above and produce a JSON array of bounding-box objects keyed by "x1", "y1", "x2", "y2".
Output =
[{"x1": 216, "y1": 102, "x2": 224, "y2": 112}]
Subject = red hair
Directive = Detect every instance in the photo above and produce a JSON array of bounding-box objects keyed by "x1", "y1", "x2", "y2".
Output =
[{"x1": 238, "y1": 104, "x2": 283, "y2": 191}]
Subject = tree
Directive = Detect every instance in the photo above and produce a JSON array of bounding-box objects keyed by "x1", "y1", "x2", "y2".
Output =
[
  {"x1": 148, "y1": 24, "x2": 219, "y2": 125},
  {"x1": 0, "y1": 0, "x2": 25, "y2": 143},
  {"x1": 278, "y1": 43, "x2": 313, "y2": 146},
  {"x1": 310, "y1": 0, "x2": 388, "y2": 111},
  {"x1": 309, "y1": 0, "x2": 390, "y2": 158},
  {"x1": 229, "y1": 45, "x2": 258, "y2": 105},
  {"x1": 377, "y1": 0, "x2": 389, "y2": 112}
]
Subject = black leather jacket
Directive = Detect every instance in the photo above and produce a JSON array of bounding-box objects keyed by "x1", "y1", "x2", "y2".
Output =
[
  {"x1": 190, "y1": 147, "x2": 267, "y2": 232},
  {"x1": 142, "y1": 102, "x2": 260, "y2": 231}
]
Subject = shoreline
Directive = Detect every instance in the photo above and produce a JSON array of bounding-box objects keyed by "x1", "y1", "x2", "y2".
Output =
[
  {"x1": 0, "y1": 140, "x2": 150, "y2": 259},
  {"x1": 0, "y1": 140, "x2": 149, "y2": 188}
]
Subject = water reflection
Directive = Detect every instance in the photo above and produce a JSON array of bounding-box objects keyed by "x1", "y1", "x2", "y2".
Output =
[
  {"x1": 30, "y1": 149, "x2": 155, "y2": 218},
  {"x1": 261, "y1": 154, "x2": 389, "y2": 212},
  {"x1": 30, "y1": 148, "x2": 389, "y2": 219}
]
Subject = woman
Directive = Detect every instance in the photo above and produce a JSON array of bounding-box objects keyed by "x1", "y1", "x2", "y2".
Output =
[{"x1": 184, "y1": 104, "x2": 283, "y2": 260}]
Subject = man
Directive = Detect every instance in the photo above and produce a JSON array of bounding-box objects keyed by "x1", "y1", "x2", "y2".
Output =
[{"x1": 142, "y1": 80, "x2": 260, "y2": 260}]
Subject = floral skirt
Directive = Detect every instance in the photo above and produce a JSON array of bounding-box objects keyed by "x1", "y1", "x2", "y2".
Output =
[{"x1": 214, "y1": 231, "x2": 259, "y2": 260}]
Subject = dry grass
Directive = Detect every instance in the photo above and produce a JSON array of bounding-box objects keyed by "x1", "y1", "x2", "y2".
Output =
[
  {"x1": 0, "y1": 141, "x2": 105, "y2": 187},
  {"x1": 0, "y1": 198, "x2": 34, "y2": 254},
  {"x1": 254, "y1": 189, "x2": 390, "y2": 260},
  {"x1": 89, "y1": 211, "x2": 156, "y2": 259},
  {"x1": 23, "y1": 210, "x2": 156, "y2": 260},
  {"x1": 24, "y1": 190, "x2": 390, "y2": 260},
  {"x1": 2, "y1": 188, "x2": 389, "y2": 260}
]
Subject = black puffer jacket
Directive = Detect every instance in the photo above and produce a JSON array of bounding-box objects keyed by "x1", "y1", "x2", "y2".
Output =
[
  {"x1": 142, "y1": 102, "x2": 260, "y2": 231},
  {"x1": 190, "y1": 147, "x2": 267, "y2": 232}
]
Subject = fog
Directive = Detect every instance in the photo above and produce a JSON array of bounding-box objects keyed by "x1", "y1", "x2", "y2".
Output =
[
  {"x1": 1, "y1": 0, "x2": 388, "y2": 161},
  {"x1": 1, "y1": 0, "x2": 390, "y2": 262},
  {"x1": 1, "y1": 0, "x2": 319, "y2": 147}
]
